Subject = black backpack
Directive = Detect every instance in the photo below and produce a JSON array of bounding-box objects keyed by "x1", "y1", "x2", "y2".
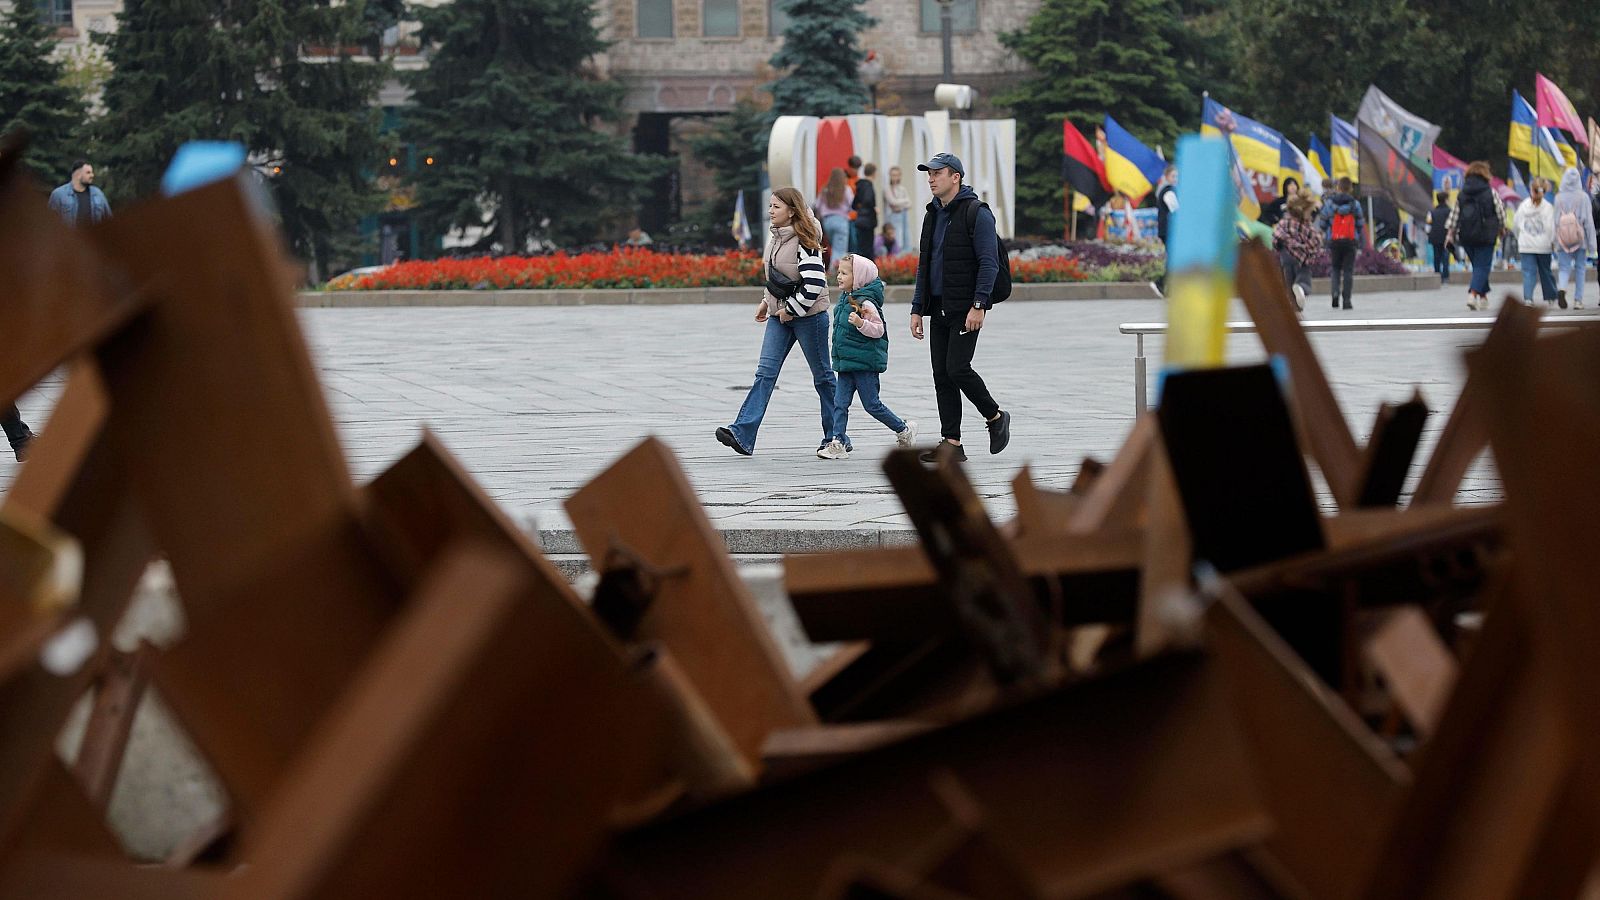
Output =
[
  {"x1": 1457, "y1": 189, "x2": 1500, "y2": 246},
  {"x1": 953, "y1": 198, "x2": 1012, "y2": 303}
]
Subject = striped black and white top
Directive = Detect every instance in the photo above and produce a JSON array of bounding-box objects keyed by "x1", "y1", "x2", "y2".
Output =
[{"x1": 765, "y1": 224, "x2": 832, "y2": 319}]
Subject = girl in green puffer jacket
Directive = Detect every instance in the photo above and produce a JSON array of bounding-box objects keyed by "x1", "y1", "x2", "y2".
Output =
[{"x1": 818, "y1": 254, "x2": 918, "y2": 460}]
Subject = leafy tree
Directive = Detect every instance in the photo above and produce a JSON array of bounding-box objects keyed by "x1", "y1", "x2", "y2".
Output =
[
  {"x1": 768, "y1": 0, "x2": 876, "y2": 117},
  {"x1": 0, "y1": 1, "x2": 87, "y2": 184},
  {"x1": 685, "y1": 97, "x2": 773, "y2": 244},
  {"x1": 405, "y1": 0, "x2": 660, "y2": 252},
  {"x1": 997, "y1": 0, "x2": 1194, "y2": 235},
  {"x1": 1226, "y1": 0, "x2": 1451, "y2": 157},
  {"x1": 95, "y1": 0, "x2": 386, "y2": 279}
]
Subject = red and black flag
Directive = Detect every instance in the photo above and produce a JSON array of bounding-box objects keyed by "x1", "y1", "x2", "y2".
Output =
[{"x1": 1063, "y1": 118, "x2": 1112, "y2": 208}]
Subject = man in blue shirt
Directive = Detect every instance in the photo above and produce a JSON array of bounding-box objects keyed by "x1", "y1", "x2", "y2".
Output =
[{"x1": 909, "y1": 153, "x2": 1010, "y2": 462}]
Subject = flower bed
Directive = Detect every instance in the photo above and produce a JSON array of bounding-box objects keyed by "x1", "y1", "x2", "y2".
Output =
[
  {"x1": 325, "y1": 239, "x2": 1403, "y2": 291},
  {"x1": 329, "y1": 248, "x2": 762, "y2": 291}
]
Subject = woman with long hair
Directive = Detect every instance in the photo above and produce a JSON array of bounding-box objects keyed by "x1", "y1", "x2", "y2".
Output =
[
  {"x1": 1447, "y1": 160, "x2": 1506, "y2": 310},
  {"x1": 814, "y1": 167, "x2": 854, "y2": 270},
  {"x1": 717, "y1": 187, "x2": 839, "y2": 456}
]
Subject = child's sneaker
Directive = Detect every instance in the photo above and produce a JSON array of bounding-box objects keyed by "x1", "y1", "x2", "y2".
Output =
[
  {"x1": 896, "y1": 420, "x2": 918, "y2": 448},
  {"x1": 817, "y1": 439, "x2": 849, "y2": 460}
]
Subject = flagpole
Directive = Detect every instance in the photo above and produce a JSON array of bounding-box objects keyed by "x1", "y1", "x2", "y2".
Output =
[{"x1": 1064, "y1": 185, "x2": 1072, "y2": 241}]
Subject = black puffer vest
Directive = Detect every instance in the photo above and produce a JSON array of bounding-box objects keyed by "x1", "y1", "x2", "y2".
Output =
[{"x1": 917, "y1": 193, "x2": 980, "y2": 315}]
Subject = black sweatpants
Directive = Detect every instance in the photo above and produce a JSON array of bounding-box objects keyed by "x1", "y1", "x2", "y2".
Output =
[
  {"x1": 1, "y1": 405, "x2": 29, "y2": 448},
  {"x1": 928, "y1": 304, "x2": 999, "y2": 442},
  {"x1": 1329, "y1": 240, "x2": 1357, "y2": 306}
]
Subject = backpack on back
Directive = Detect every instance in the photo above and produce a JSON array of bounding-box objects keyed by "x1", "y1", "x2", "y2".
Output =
[
  {"x1": 1330, "y1": 205, "x2": 1357, "y2": 243},
  {"x1": 1558, "y1": 210, "x2": 1584, "y2": 252},
  {"x1": 959, "y1": 199, "x2": 1012, "y2": 303},
  {"x1": 1457, "y1": 190, "x2": 1500, "y2": 246}
]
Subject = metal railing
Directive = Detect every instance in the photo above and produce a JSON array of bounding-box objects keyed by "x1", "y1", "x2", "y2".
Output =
[{"x1": 1119, "y1": 316, "x2": 1600, "y2": 414}]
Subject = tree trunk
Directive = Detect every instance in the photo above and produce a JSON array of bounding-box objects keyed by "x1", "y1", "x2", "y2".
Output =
[{"x1": 500, "y1": 179, "x2": 516, "y2": 253}]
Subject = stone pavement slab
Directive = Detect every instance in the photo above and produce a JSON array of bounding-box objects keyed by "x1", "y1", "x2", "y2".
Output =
[{"x1": 2, "y1": 282, "x2": 1535, "y2": 550}]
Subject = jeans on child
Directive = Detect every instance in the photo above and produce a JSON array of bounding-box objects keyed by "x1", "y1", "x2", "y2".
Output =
[
  {"x1": 729, "y1": 313, "x2": 837, "y2": 452},
  {"x1": 1557, "y1": 249, "x2": 1587, "y2": 303},
  {"x1": 832, "y1": 370, "x2": 905, "y2": 448}
]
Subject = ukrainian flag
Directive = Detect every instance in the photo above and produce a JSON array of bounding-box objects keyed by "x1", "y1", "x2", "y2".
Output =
[
  {"x1": 1551, "y1": 128, "x2": 1578, "y2": 169},
  {"x1": 1102, "y1": 115, "x2": 1166, "y2": 205},
  {"x1": 1509, "y1": 89, "x2": 1537, "y2": 164},
  {"x1": 1531, "y1": 125, "x2": 1568, "y2": 181},
  {"x1": 1330, "y1": 116, "x2": 1358, "y2": 182},
  {"x1": 1201, "y1": 97, "x2": 1282, "y2": 179},
  {"x1": 1279, "y1": 138, "x2": 1320, "y2": 197},
  {"x1": 1307, "y1": 135, "x2": 1332, "y2": 185}
]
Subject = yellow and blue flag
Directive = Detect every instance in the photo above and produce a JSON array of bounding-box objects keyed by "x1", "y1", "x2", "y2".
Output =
[
  {"x1": 1529, "y1": 125, "x2": 1568, "y2": 181},
  {"x1": 1551, "y1": 128, "x2": 1578, "y2": 170},
  {"x1": 1201, "y1": 97, "x2": 1282, "y2": 181},
  {"x1": 731, "y1": 190, "x2": 752, "y2": 246},
  {"x1": 1102, "y1": 115, "x2": 1166, "y2": 204},
  {"x1": 1279, "y1": 138, "x2": 1321, "y2": 197},
  {"x1": 1509, "y1": 89, "x2": 1538, "y2": 165},
  {"x1": 1307, "y1": 135, "x2": 1332, "y2": 185},
  {"x1": 1329, "y1": 116, "x2": 1358, "y2": 182}
]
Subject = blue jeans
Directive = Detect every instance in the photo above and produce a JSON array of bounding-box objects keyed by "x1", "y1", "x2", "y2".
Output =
[
  {"x1": 832, "y1": 371, "x2": 905, "y2": 447},
  {"x1": 1557, "y1": 249, "x2": 1587, "y2": 303},
  {"x1": 1431, "y1": 241, "x2": 1450, "y2": 280},
  {"x1": 821, "y1": 214, "x2": 850, "y2": 268},
  {"x1": 1465, "y1": 244, "x2": 1495, "y2": 296},
  {"x1": 729, "y1": 314, "x2": 836, "y2": 451},
  {"x1": 1521, "y1": 252, "x2": 1557, "y2": 301}
]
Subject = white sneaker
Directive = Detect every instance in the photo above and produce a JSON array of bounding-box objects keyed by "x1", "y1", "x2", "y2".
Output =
[
  {"x1": 817, "y1": 439, "x2": 849, "y2": 460},
  {"x1": 1291, "y1": 283, "x2": 1306, "y2": 310},
  {"x1": 896, "y1": 420, "x2": 918, "y2": 448}
]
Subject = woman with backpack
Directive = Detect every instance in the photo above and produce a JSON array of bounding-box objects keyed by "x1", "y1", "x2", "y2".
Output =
[
  {"x1": 1514, "y1": 178, "x2": 1560, "y2": 307},
  {"x1": 1553, "y1": 166, "x2": 1596, "y2": 309},
  {"x1": 1316, "y1": 177, "x2": 1364, "y2": 310},
  {"x1": 1446, "y1": 161, "x2": 1506, "y2": 311}
]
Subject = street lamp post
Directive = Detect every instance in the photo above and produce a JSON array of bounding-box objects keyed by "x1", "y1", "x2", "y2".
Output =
[
  {"x1": 858, "y1": 51, "x2": 885, "y2": 115},
  {"x1": 936, "y1": 0, "x2": 954, "y2": 82}
]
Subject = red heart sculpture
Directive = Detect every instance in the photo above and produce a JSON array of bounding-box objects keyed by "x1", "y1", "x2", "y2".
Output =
[{"x1": 815, "y1": 118, "x2": 855, "y2": 193}]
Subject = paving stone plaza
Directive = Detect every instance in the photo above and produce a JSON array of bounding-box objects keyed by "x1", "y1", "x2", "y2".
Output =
[{"x1": 2, "y1": 282, "x2": 1531, "y2": 550}]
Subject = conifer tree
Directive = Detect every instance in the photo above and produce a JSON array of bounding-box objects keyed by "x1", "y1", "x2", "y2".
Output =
[
  {"x1": 686, "y1": 98, "x2": 773, "y2": 243},
  {"x1": 405, "y1": 0, "x2": 658, "y2": 251},
  {"x1": 94, "y1": 0, "x2": 385, "y2": 277},
  {"x1": 768, "y1": 0, "x2": 876, "y2": 117},
  {"x1": 0, "y1": 1, "x2": 87, "y2": 184},
  {"x1": 997, "y1": 0, "x2": 1193, "y2": 235}
]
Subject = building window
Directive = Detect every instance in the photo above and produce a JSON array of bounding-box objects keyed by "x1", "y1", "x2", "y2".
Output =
[
  {"x1": 919, "y1": 0, "x2": 977, "y2": 33},
  {"x1": 637, "y1": 0, "x2": 673, "y2": 38},
  {"x1": 768, "y1": 0, "x2": 792, "y2": 36},
  {"x1": 703, "y1": 0, "x2": 739, "y2": 35},
  {"x1": 35, "y1": 0, "x2": 72, "y2": 27}
]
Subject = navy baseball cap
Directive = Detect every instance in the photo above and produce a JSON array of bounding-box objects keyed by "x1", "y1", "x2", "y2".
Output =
[{"x1": 917, "y1": 153, "x2": 965, "y2": 177}]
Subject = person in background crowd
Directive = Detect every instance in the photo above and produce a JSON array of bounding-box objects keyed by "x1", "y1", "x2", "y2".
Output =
[
  {"x1": 852, "y1": 162, "x2": 879, "y2": 261},
  {"x1": 884, "y1": 166, "x2": 911, "y2": 246},
  {"x1": 623, "y1": 227, "x2": 653, "y2": 246},
  {"x1": 874, "y1": 222, "x2": 900, "y2": 258},
  {"x1": 1553, "y1": 166, "x2": 1596, "y2": 309},
  {"x1": 1273, "y1": 191, "x2": 1322, "y2": 311},
  {"x1": 1259, "y1": 177, "x2": 1299, "y2": 228},
  {"x1": 1446, "y1": 161, "x2": 1507, "y2": 311},
  {"x1": 814, "y1": 167, "x2": 854, "y2": 271},
  {"x1": 1427, "y1": 191, "x2": 1452, "y2": 284},
  {"x1": 1155, "y1": 165, "x2": 1178, "y2": 294},
  {"x1": 1317, "y1": 176, "x2": 1365, "y2": 310},
  {"x1": 1515, "y1": 177, "x2": 1559, "y2": 307}
]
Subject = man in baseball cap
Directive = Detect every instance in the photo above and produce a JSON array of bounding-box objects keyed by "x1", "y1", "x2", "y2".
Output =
[
  {"x1": 916, "y1": 152, "x2": 965, "y2": 178},
  {"x1": 908, "y1": 152, "x2": 1012, "y2": 461}
]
